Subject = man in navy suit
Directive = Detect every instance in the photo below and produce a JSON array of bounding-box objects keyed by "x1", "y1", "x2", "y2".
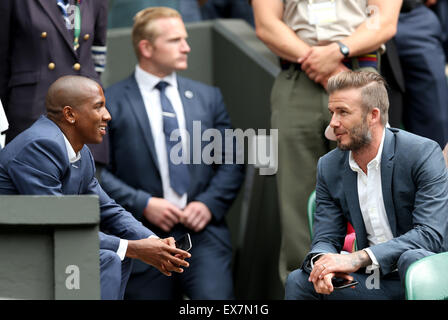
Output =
[
  {"x1": 0, "y1": 76, "x2": 191, "y2": 300},
  {"x1": 285, "y1": 71, "x2": 448, "y2": 299},
  {"x1": 100, "y1": 7, "x2": 244, "y2": 299}
]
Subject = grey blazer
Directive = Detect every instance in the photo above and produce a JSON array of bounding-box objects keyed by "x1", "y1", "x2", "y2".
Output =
[{"x1": 304, "y1": 128, "x2": 448, "y2": 275}]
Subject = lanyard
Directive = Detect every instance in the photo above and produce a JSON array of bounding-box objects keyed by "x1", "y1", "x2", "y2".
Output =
[{"x1": 73, "y1": 1, "x2": 81, "y2": 51}]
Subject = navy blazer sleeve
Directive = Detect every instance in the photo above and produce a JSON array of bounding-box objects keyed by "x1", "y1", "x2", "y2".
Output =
[
  {"x1": 100, "y1": 167, "x2": 152, "y2": 223},
  {"x1": 301, "y1": 157, "x2": 348, "y2": 273},
  {"x1": 88, "y1": 174, "x2": 154, "y2": 245},
  {"x1": 192, "y1": 87, "x2": 245, "y2": 222}
]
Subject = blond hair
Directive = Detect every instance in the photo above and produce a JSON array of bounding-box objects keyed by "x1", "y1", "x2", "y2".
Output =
[
  {"x1": 132, "y1": 7, "x2": 182, "y2": 59},
  {"x1": 327, "y1": 71, "x2": 389, "y2": 126}
]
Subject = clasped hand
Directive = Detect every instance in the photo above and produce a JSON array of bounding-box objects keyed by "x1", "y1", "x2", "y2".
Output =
[
  {"x1": 298, "y1": 43, "x2": 349, "y2": 90},
  {"x1": 308, "y1": 252, "x2": 367, "y2": 295},
  {"x1": 144, "y1": 198, "x2": 212, "y2": 233},
  {"x1": 127, "y1": 237, "x2": 191, "y2": 277}
]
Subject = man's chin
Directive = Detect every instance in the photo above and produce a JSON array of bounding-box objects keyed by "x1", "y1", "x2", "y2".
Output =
[
  {"x1": 86, "y1": 137, "x2": 103, "y2": 145},
  {"x1": 337, "y1": 141, "x2": 350, "y2": 151},
  {"x1": 176, "y1": 62, "x2": 188, "y2": 70}
]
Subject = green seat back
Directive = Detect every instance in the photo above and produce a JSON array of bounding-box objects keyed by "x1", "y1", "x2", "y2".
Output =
[
  {"x1": 307, "y1": 190, "x2": 358, "y2": 252},
  {"x1": 405, "y1": 252, "x2": 448, "y2": 300}
]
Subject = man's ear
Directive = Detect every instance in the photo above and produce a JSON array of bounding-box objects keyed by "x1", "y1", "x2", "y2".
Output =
[
  {"x1": 63, "y1": 106, "x2": 76, "y2": 124},
  {"x1": 369, "y1": 108, "x2": 381, "y2": 126},
  {"x1": 138, "y1": 39, "x2": 153, "y2": 59}
]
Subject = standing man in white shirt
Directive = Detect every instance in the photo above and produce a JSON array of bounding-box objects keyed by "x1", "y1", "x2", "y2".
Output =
[
  {"x1": 100, "y1": 7, "x2": 244, "y2": 299},
  {"x1": 285, "y1": 71, "x2": 448, "y2": 299}
]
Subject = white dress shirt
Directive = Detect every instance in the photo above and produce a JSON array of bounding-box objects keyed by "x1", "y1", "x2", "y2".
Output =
[
  {"x1": 349, "y1": 129, "x2": 394, "y2": 269},
  {"x1": 135, "y1": 65, "x2": 188, "y2": 210}
]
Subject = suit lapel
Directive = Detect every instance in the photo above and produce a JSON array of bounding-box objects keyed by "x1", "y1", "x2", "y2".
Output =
[
  {"x1": 125, "y1": 76, "x2": 160, "y2": 171},
  {"x1": 37, "y1": 0, "x2": 76, "y2": 57},
  {"x1": 381, "y1": 129, "x2": 397, "y2": 235},
  {"x1": 342, "y1": 155, "x2": 369, "y2": 250}
]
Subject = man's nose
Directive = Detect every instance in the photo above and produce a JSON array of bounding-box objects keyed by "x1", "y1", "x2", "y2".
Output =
[
  {"x1": 103, "y1": 107, "x2": 112, "y2": 122},
  {"x1": 329, "y1": 112, "x2": 340, "y2": 127},
  {"x1": 181, "y1": 39, "x2": 191, "y2": 53}
]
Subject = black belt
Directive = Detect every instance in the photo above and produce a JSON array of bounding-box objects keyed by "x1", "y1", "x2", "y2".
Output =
[{"x1": 401, "y1": 0, "x2": 423, "y2": 13}]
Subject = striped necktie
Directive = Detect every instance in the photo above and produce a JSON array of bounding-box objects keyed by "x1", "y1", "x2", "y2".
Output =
[{"x1": 155, "y1": 81, "x2": 190, "y2": 195}]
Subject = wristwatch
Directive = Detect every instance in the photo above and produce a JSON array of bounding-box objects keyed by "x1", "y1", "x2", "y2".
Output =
[{"x1": 337, "y1": 41, "x2": 350, "y2": 58}]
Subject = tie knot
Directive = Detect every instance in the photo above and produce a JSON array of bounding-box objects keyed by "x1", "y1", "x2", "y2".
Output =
[{"x1": 155, "y1": 81, "x2": 169, "y2": 92}]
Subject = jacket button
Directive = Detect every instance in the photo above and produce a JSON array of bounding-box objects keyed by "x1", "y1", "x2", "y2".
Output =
[
  {"x1": 83, "y1": 34, "x2": 90, "y2": 41},
  {"x1": 73, "y1": 63, "x2": 81, "y2": 71},
  {"x1": 41, "y1": 32, "x2": 47, "y2": 39},
  {"x1": 48, "y1": 62, "x2": 55, "y2": 70}
]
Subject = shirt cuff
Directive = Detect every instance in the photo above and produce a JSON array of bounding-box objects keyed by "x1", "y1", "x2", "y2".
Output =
[
  {"x1": 118, "y1": 235, "x2": 160, "y2": 261},
  {"x1": 364, "y1": 248, "x2": 380, "y2": 270},
  {"x1": 117, "y1": 239, "x2": 128, "y2": 261}
]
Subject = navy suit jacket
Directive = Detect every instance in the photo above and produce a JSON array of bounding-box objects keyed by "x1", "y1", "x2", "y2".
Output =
[
  {"x1": 0, "y1": 0, "x2": 109, "y2": 163},
  {"x1": 101, "y1": 74, "x2": 244, "y2": 249},
  {"x1": 304, "y1": 128, "x2": 448, "y2": 275},
  {"x1": 0, "y1": 116, "x2": 153, "y2": 251}
]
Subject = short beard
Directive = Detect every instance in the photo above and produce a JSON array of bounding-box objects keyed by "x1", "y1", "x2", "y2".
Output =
[{"x1": 337, "y1": 120, "x2": 372, "y2": 152}]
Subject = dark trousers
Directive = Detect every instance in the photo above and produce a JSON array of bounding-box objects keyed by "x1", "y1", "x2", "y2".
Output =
[
  {"x1": 395, "y1": 5, "x2": 448, "y2": 148},
  {"x1": 99, "y1": 249, "x2": 133, "y2": 300}
]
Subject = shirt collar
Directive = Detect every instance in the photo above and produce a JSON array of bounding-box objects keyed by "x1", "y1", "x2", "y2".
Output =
[
  {"x1": 135, "y1": 65, "x2": 177, "y2": 91},
  {"x1": 63, "y1": 134, "x2": 81, "y2": 163},
  {"x1": 349, "y1": 128, "x2": 386, "y2": 173}
]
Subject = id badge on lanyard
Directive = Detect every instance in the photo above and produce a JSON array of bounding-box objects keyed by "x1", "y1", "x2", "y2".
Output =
[{"x1": 307, "y1": 0, "x2": 337, "y2": 25}]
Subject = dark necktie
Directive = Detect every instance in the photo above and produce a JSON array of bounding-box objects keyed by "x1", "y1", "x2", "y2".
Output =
[{"x1": 155, "y1": 81, "x2": 190, "y2": 195}]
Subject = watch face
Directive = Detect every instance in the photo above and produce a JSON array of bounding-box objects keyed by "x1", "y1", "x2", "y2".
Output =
[{"x1": 338, "y1": 42, "x2": 349, "y2": 57}]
